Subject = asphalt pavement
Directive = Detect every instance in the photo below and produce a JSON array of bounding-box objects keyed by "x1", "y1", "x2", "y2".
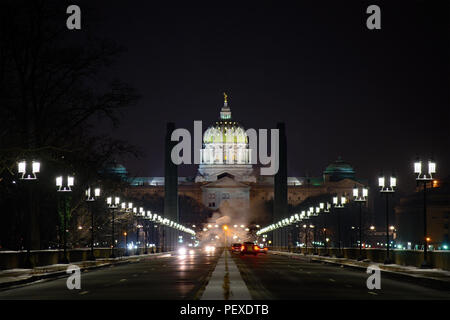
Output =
[
  {"x1": 231, "y1": 252, "x2": 450, "y2": 300},
  {"x1": 0, "y1": 249, "x2": 449, "y2": 300},
  {"x1": 0, "y1": 250, "x2": 221, "y2": 300}
]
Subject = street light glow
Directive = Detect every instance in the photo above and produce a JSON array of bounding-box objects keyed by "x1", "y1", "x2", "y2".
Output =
[{"x1": 428, "y1": 160, "x2": 436, "y2": 174}]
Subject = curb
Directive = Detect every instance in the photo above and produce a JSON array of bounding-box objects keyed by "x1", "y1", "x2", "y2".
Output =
[
  {"x1": 269, "y1": 251, "x2": 450, "y2": 291},
  {"x1": 0, "y1": 252, "x2": 172, "y2": 291}
]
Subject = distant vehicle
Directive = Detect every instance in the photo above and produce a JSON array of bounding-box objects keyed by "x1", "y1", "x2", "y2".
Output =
[
  {"x1": 258, "y1": 243, "x2": 268, "y2": 254},
  {"x1": 178, "y1": 247, "x2": 195, "y2": 255},
  {"x1": 240, "y1": 242, "x2": 260, "y2": 255},
  {"x1": 231, "y1": 243, "x2": 241, "y2": 252},
  {"x1": 204, "y1": 245, "x2": 216, "y2": 253}
]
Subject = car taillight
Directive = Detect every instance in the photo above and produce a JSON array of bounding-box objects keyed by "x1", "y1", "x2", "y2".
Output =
[
  {"x1": 254, "y1": 245, "x2": 259, "y2": 251},
  {"x1": 241, "y1": 245, "x2": 245, "y2": 251},
  {"x1": 264, "y1": 247, "x2": 268, "y2": 251}
]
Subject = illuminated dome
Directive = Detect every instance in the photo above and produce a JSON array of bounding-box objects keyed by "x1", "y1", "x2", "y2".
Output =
[
  {"x1": 200, "y1": 94, "x2": 251, "y2": 165},
  {"x1": 203, "y1": 121, "x2": 247, "y2": 144},
  {"x1": 323, "y1": 157, "x2": 355, "y2": 181}
]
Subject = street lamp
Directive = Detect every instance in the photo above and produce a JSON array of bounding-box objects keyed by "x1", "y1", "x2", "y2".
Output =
[
  {"x1": 302, "y1": 224, "x2": 308, "y2": 253},
  {"x1": 18, "y1": 160, "x2": 40, "y2": 180},
  {"x1": 353, "y1": 186, "x2": 368, "y2": 261},
  {"x1": 319, "y1": 202, "x2": 331, "y2": 256},
  {"x1": 107, "y1": 196, "x2": 120, "y2": 258},
  {"x1": 135, "y1": 207, "x2": 145, "y2": 255},
  {"x1": 56, "y1": 175, "x2": 74, "y2": 263},
  {"x1": 123, "y1": 231, "x2": 128, "y2": 253},
  {"x1": 379, "y1": 173, "x2": 396, "y2": 264},
  {"x1": 311, "y1": 223, "x2": 317, "y2": 254},
  {"x1": 17, "y1": 160, "x2": 41, "y2": 267},
  {"x1": 333, "y1": 195, "x2": 346, "y2": 258},
  {"x1": 120, "y1": 202, "x2": 133, "y2": 256},
  {"x1": 414, "y1": 157, "x2": 436, "y2": 268},
  {"x1": 86, "y1": 187, "x2": 100, "y2": 261},
  {"x1": 144, "y1": 211, "x2": 152, "y2": 254}
]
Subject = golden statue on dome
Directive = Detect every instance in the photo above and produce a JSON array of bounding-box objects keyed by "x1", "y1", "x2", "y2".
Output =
[{"x1": 223, "y1": 92, "x2": 228, "y2": 104}]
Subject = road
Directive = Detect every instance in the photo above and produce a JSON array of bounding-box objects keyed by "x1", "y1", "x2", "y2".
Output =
[
  {"x1": 231, "y1": 252, "x2": 450, "y2": 300},
  {"x1": 0, "y1": 251, "x2": 220, "y2": 300},
  {"x1": 0, "y1": 249, "x2": 449, "y2": 300}
]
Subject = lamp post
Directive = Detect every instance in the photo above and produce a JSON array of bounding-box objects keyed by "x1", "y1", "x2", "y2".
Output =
[
  {"x1": 121, "y1": 202, "x2": 133, "y2": 256},
  {"x1": 56, "y1": 175, "x2": 74, "y2": 264},
  {"x1": 301, "y1": 209, "x2": 313, "y2": 254},
  {"x1": 135, "y1": 207, "x2": 144, "y2": 255},
  {"x1": 123, "y1": 232, "x2": 128, "y2": 253},
  {"x1": 312, "y1": 206, "x2": 321, "y2": 254},
  {"x1": 414, "y1": 158, "x2": 436, "y2": 268},
  {"x1": 86, "y1": 187, "x2": 100, "y2": 261},
  {"x1": 150, "y1": 213, "x2": 158, "y2": 253},
  {"x1": 353, "y1": 186, "x2": 368, "y2": 261},
  {"x1": 311, "y1": 223, "x2": 316, "y2": 254},
  {"x1": 303, "y1": 224, "x2": 308, "y2": 254},
  {"x1": 320, "y1": 202, "x2": 331, "y2": 256},
  {"x1": 107, "y1": 196, "x2": 120, "y2": 258},
  {"x1": 17, "y1": 160, "x2": 40, "y2": 267},
  {"x1": 379, "y1": 174, "x2": 396, "y2": 264},
  {"x1": 144, "y1": 211, "x2": 152, "y2": 254},
  {"x1": 333, "y1": 195, "x2": 346, "y2": 258},
  {"x1": 18, "y1": 160, "x2": 40, "y2": 181}
]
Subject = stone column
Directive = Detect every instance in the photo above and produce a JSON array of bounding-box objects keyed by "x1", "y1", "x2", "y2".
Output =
[
  {"x1": 164, "y1": 122, "x2": 179, "y2": 252},
  {"x1": 274, "y1": 122, "x2": 288, "y2": 251}
]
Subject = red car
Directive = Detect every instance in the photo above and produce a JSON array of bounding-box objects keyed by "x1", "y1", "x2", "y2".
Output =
[
  {"x1": 240, "y1": 242, "x2": 261, "y2": 255},
  {"x1": 231, "y1": 243, "x2": 241, "y2": 253}
]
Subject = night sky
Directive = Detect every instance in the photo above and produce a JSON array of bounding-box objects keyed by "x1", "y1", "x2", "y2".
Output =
[{"x1": 78, "y1": 0, "x2": 449, "y2": 195}]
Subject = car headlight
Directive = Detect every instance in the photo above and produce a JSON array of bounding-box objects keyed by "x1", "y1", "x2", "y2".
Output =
[{"x1": 178, "y1": 247, "x2": 187, "y2": 255}]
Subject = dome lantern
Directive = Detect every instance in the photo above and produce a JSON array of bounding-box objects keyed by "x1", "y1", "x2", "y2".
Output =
[{"x1": 220, "y1": 92, "x2": 232, "y2": 120}]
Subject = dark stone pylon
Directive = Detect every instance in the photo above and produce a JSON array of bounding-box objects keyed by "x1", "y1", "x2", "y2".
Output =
[
  {"x1": 274, "y1": 122, "x2": 288, "y2": 251},
  {"x1": 164, "y1": 122, "x2": 179, "y2": 252}
]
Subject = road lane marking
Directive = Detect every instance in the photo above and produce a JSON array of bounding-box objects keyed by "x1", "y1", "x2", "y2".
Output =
[
  {"x1": 201, "y1": 250, "x2": 251, "y2": 300},
  {"x1": 368, "y1": 291, "x2": 378, "y2": 295},
  {"x1": 79, "y1": 291, "x2": 89, "y2": 295},
  {"x1": 329, "y1": 278, "x2": 336, "y2": 282},
  {"x1": 119, "y1": 278, "x2": 127, "y2": 282}
]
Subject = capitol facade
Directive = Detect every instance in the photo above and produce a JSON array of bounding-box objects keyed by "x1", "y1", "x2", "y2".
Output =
[{"x1": 123, "y1": 96, "x2": 366, "y2": 222}]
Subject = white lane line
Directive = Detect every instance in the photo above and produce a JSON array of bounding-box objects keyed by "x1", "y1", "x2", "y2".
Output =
[
  {"x1": 368, "y1": 291, "x2": 378, "y2": 295},
  {"x1": 119, "y1": 278, "x2": 127, "y2": 282},
  {"x1": 79, "y1": 291, "x2": 89, "y2": 295},
  {"x1": 329, "y1": 278, "x2": 336, "y2": 282}
]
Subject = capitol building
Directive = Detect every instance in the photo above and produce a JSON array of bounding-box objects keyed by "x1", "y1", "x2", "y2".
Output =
[
  {"x1": 196, "y1": 94, "x2": 255, "y2": 184},
  {"x1": 124, "y1": 96, "x2": 366, "y2": 223}
]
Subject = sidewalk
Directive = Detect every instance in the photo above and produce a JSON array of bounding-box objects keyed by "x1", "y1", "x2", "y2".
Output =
[
  {"x1": 0, "y1": 252, "x2": 172, "y2": 289},
  {"x1": 270, "y1": 251, "x2": 450, "y2": 290}
]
